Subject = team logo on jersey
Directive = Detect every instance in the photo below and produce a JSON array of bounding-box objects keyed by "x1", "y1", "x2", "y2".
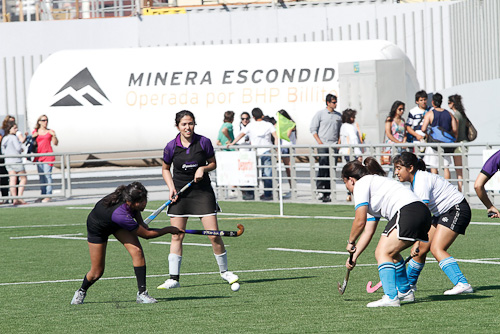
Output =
[
  {"x1": 442, "y1": 217, "x2": 449, "y2": 223},
  {"x1": 51, "y1": 68, "x2": 110, "y2": 107}
]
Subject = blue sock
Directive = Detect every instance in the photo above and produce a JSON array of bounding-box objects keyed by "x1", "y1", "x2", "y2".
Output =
[
  {"x1": 439, "y1": 256, "x2": 468, "y2": 285},
  {"x1": 395, "y1": 259, "x2": 410, "y2": 293},
  {"x1": 378, "y1": 262, "x2": 397, "y2": 299},
  {"x1": 406, "y1": 259, "x2": 425, "y2": 286}
]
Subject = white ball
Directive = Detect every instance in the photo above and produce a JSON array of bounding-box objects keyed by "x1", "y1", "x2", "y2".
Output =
[{"x1": 231, "y1": 282, "x2": 240, "y2": 292}]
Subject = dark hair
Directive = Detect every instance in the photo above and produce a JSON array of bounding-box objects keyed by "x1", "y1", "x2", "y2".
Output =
[
  {"x1": 223, "y1": 111, "x2": 235, "y2": 123},
  {"x1": 326, "y1": 94, "x2": 337, "y2": 105},
  {"x1": 241, "y1": 112, "x2": 250, "y2": 119},
  {"x1": 102, "y1": 182, "x2": 148, "y2": 207},
  {"x1": 392, "y1": 152, "x2": 426, "y2": 172},
  {"x1": 432, "y1": 93, "x2": 443, "y2": 108},
  {"x1": 4, "y1": 121, "x2": 16, "y2": 135},
  {"x1": 448, "y1": 94, "x2": 466, "y2": 115},
  {"x1": 263, "y1": 115, "x2": 276, "y2": 125},
  {"x1": 278, "y1": 109, "x2": 297, "y2": 138},
  {"x1": 341, "y1": 108, "x2": 357, "y2": 124},
  {"x1": 251, "y1": 108, "x2": 264, "y2": 120},
  {"x1": 2, "y1": 115, "x2": 15, "y2": 130},
  {"x1": 415, "y1": 90, "x2": 427, "y2": 102},
  {"x1": 175, "y1": 110, "x2": 196, "y2": 126},
  {"x1": 341, "y1": 157, "x2": 386, "y2": 180},
  {"x1": 387, "y1": 100, "x2": 405, "y2": 122}
]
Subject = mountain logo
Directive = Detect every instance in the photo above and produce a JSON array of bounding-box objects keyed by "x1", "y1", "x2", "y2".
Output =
[{"x1": 51, "y1": 68, "x2": 110, "y2": 107}]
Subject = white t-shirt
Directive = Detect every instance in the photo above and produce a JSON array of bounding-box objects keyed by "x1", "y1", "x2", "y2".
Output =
[
  {"x1": 411, "y1": 170, "x2": 464, "y2": 216},
  {"x1": 339, "y1": 123, "x2": 361, "y2": 156},
  {"x1": 242, "y1": 120, "x2": 276, "y2": 155},
  {"x1": 281, "y1": 130, "x2": 297, "y2": 147},
  {"x1": 353, "y1": 175, "x2": 422, "y2": 221}
]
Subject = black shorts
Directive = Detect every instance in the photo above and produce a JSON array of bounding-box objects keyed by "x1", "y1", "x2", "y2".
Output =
[
  {"x1": 382, "y1": 201, "x2": 432, "y2": 242},
  {"x1": 432, "y1": 198, "x2": 471, "y2": 235},
  {"x1": 87, "y1": 216, "x2": 120, "y2": 244},
  {"x1": 167, "y1": 182, "x2": 220, "y2": 217}
]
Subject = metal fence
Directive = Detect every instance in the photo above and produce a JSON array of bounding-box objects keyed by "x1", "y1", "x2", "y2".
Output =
[{"x1": 1, "y1": 142, "x2": 498, "y2": 206}]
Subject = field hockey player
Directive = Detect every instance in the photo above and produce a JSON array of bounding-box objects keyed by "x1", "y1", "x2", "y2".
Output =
[
  {"x1": 342, "y1": 158, "x2": 431, "y2": 307},
  {"x1": 394, "y1": 152, "x2": 474, "y2": 295},
  {"x1": 70, "y1": 182, "x2": 183, "y2": 305},
  {"x1": 157, "y1": 110, "x2": 239, "y2": 291}
]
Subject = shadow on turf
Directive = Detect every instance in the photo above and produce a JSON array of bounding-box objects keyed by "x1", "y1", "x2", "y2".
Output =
[
  {"x1": 473, "y1": 285, "x2": 500, "y2": 292},
  {"x1": 422, "y1": 294, "x2": 491, "y2": 303},
  {"x1": 175, "y1": 275, "x2": 316, "y2": 289},
  {"x1": 84, "y1": 295, "x2": 230, "y2": 306}
]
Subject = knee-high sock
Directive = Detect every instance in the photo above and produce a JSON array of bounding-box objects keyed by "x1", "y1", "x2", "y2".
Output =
[
  {"x1": 168, "y1": 253, "x2": 182, "y2": 280},
  {"x1": 406, "y1": 259, "x2": 425, "y2": 286},
  {"x1": 439, "y1": 256, "x2": 468, "y2": 285},
  {"x1": 395, "y1": 259, "x2": 410, "y2": 293},
  {"x1": 378, "y1": 262, "x2": 397, "y2": 299},
  {"x1": 134, "y1": 266, "x2": 147, "y2": 293},
  {"x1": 214, "y1": 251, "x2": 228, "y2": 273},
  {"x1": 80, "y1": 274, "x2": 96, "y2": 292}
]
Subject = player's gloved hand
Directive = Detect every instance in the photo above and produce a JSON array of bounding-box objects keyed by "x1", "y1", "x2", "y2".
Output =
[
  {"x1": 487, "y1": 207, "x2": 500, "y2": 218},
  {"x1": 346, "y1": 257, "x2": 356, "y2": 270}
]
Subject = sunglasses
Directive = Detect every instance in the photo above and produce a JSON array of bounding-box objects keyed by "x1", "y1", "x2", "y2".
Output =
[
  {"x1": 241, "y1": 118, "x2": 250, "y2": 121},
  {"x1": 40, "y1": 119, "x2": 48, "y2": 122}
]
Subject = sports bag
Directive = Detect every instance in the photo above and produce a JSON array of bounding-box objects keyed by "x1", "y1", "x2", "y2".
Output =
[
  {"x1": 427, "y1": 126, "x2": 456, "y2": 144},
  {"x1": 465, "y1": 117, "x2": 477, "y2": 141}
]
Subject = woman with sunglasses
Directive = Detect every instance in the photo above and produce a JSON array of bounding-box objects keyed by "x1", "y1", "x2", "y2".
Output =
[
  {"x1": 32, "y1": 115, "x2": 58, "y2": 203},
  {"x1": 342, "y1": 157, "x2": 431, "y2": 307},
  {"x1": 383, "y1": 101, "x2": 407, "y2": 164}
]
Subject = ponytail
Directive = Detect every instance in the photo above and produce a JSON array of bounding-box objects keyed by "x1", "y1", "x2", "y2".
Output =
[
  {"x1": 393, "y1": 152, "x2": 426, "y2": 172},
  {"x1": 342, "y1": 157, "x2": 386, "y2": 180},
  {"x1": 102, "y1": 182, "x2": 148, "y2": 207}
]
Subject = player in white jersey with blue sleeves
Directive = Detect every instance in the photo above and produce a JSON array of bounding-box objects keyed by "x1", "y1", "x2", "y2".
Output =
[
  {"x1": 342, "y1": 158, "x2": 431, "y2": 307},
  {"x1": 393, "y1": 152, "x2": 473, "y2": 295}
]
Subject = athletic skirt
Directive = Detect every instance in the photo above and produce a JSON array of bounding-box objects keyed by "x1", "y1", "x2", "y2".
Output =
[
  {"x1": 382, "y1": 201, "x2": 432, "y2": 242},
  {"x1": 167, "y1": 182, "x2": 220, "y2": 217},
  {"x1": 432, "y1": 198, "x2": 471, "y2": 235}
]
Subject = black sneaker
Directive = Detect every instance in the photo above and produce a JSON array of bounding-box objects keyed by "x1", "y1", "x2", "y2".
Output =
[{"x1": 322, "y1": 195, "x2": 331, "y2": 203}]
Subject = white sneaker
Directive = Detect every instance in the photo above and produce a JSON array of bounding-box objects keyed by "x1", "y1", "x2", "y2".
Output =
[
  {"x1": 444, "y1": 282, "x2": 473, "y2": 295},
  {"x1": 397, "y1": 289, "x2": 415, "y2": 303},
  {"x1": 367, "y1": 295, "x2": 401, "y2": 308},
  {"x1": 157, "y1": 279, "x2": 180, "y2": 290},
  {"x1": 136, "y1": 290, "x2": 158, "y2": 304},
  {"x1": 71, "y1": 289, "x2": 86, "y2": 305},
  {"x1": 220, "y1": 271, "x2": 239, "y2": 284}
]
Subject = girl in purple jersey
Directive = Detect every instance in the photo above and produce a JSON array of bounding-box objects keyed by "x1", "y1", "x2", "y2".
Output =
[
  {"x1": 157, "y1": 110, "x2": 239, "y2": 291},
  {"x1": 70, "y1": 182, "x2": 183, "y2": 305},
  {"x1": 474, "y1": 149, "x2": 500, "y2": 218}
]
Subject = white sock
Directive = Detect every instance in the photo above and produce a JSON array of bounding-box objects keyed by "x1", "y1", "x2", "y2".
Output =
[
  {"x1": 168, "y1": 253, "x2": 182, "y2": 276},
  {"x1": 214, "y1": 251, "x2": 228, "y2": 273}
]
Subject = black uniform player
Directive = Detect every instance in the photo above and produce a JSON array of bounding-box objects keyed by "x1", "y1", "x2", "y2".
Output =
[
  {"x1": 70, "y1": 182, "x2": 182, "y2": 304},
  {"x1": 157, "y1": 110, "x2": 239, "y2": 290}
]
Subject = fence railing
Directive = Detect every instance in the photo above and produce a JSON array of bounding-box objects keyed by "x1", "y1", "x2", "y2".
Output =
[{"x1": 0, "y1": 142, "x2": 498, "y2": 206}]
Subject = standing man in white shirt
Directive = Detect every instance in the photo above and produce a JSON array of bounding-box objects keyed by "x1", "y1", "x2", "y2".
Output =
[
  {"x1": 310, "y1": 94, "x2": 342, "y2": 202},
  {"x1": 229, "y1": 108, "x2": 277, "y2": 201}
]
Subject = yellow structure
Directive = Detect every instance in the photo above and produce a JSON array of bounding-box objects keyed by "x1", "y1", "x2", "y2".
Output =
[{"x1": 142, "y1": 7, "x2": 187, "y2": 15}]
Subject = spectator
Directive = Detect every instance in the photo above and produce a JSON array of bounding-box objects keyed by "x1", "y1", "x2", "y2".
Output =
[
  {"x1": 448, "y1": 94, "x2": 469, "y2": 192},
  {"x1": 32, "y1": 114, "x2": 58, "y2": 203},
  {"x1": 234, "y1": 112, "x2": 251, "y2": 145},
  {"x1": 2, "y1": 115, "x2": 27, "y2": 144},
  {"x1": 339, "y1": 108, "x2": 363, "y2": 201},
  {"x1": 228, "y1": 108, "x2": 277, "y2": 201},
  {"x1": 216, "y1": 111, "x2": 235, "y2": 148},
  {"x1": 0, "y1": 122, "x2": 9, "y2": 204},
  {"x1": 421, "y1": 93, "x2": 457, "y2": 180},
  {"x1": 1, "y1": 121, "x2": 27, "y2": 205},
  {"x1": 310, "y1": 94, "x2": 342, "y2": 203},
  {"x1": 405, "y1": 90, "x2": 428, "y2": 152},
  {"x1": 383, "y1": 101, "x2": 407, "y2": 164},
  {"x1": 277, "y1": 109, "x2": 297, "y2": 199},
  {"x1": 474, "y1": 150, "x2": 500, "y2": 218}
]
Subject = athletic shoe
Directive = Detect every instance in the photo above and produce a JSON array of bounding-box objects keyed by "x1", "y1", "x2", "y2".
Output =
[
  {"x1": 70, "y1": 289, "x2": 86, "y2": 305},
  {"x1": 157, "y1": 279, "x2": 180, "y2": 290},
  {"x1": 136, "y1": 290, "x2": 158, "y2": 304},
  {"x1": 410, "y1": 284, "x2": 417, "y2": 291},
  {"x1": 259, "y1": 194, "x2": 273, "y2": 201},
  {"x1": 443, "y1": 282, "x2": 473, "y2": 295},
  {"x1": 367, "y1": 295, "x2": 401, "y2": 308},
  {"x1": 282, "y1": 191, "x2": 292, "y2": 199},
  {"x1": 221, "y1": 271, "x2": 239, "y2": 284},
  {"x1": 398, "y1": 289, "x2": 415, "y2": 303},
  {"x1": 322, "y1": 195, "x2": 331, "y2": 203}
]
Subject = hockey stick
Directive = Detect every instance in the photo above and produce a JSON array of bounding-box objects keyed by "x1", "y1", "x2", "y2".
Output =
[
  {"x1": 366, "y1": 254, "x2": 414, "y2": 293},
  {"x1": 337, "y1": 252, "x2": 354, "y2": 295},
  {"x1": 185, "y1": 224, "x2": 245, "y2": 237},
  {"x1": 144, "y1": 180, "x2": 194, "y2": 225}
]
